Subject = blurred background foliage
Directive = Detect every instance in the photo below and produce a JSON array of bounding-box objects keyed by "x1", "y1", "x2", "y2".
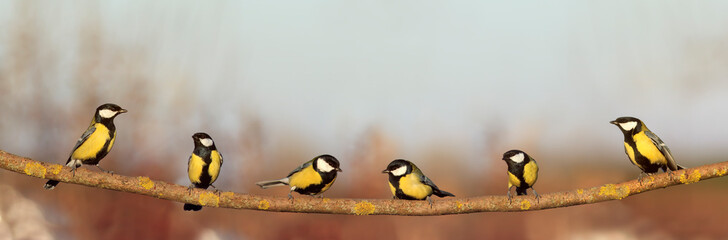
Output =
[{"x1": 1, "y1": 1, "x2": 728, "y2": 239}]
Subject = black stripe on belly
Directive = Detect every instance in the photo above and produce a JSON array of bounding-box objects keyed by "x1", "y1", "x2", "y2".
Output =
[
  {"x1": 395, "y1": 189, "x2": 425, "y2": 200},
  {"x1": 195, "y1": 164, "x2": 213, "y2": 189},
  {"x1": 294, "y1": 171, "x2": 337, "y2": 195}
]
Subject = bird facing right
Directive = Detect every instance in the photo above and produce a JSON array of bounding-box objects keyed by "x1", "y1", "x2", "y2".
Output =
[
  {"x1": 255, "y1": 154, "x2": 342, "y2": 199},
  {"x1": 44, "y1": 103, "x2": 127, "y2": 190}
]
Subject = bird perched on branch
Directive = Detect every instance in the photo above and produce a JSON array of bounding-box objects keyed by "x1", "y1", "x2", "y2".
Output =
[
  {"x1": 44, "y1": 103, "x2": 127, "y2": 190},
  {"x1": 610, "y1": 116, "x2": 684, "y2": 175},
  {"x1": 502, "y1": 150, "x2": 539, "y2": 203},
  {"x1": 382, "y1": 159, "x2": 455, "y2": 206},
  {"x1": 255, "y1": 154, "x2": 342, "y2": 199},
  {"x1": 184, "y1": 132, "x2": 223, "y2": 211}
]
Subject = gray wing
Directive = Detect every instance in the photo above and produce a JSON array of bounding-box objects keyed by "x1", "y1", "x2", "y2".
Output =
[
  {"x1": 70, "y1": 125, "x2": 96, "y2": 155},
  {"x1": 645, "y1": 130, "x2": 680, "y2": 171},
  {"x1": 415, "y1": 167, "x2": 454, "y2": 197},
  {"x1": 414, "y1": 168, "x2": 440, "y2": 189},
  {"x1": 421, "y1": 175, "x2": 440, "y2": 188},
  {"x1": 286, "y1": 160, "x2": 313, "y2": 177}
]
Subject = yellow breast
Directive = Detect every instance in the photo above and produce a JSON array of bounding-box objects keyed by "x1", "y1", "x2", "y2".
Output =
[
  {"x1": 72, "y1": 123, "x2": 111, "y2": 160},
  {"x1": 508, "y1": 172, "x2": 520, "y2": 188},
  {"x1": 288, "y1": 165, "x2": 322, "y2": 189},
  {"x1": 633, "y1": 132, "x2": 666, "y2": 164},
  {"x1": 523, "y1": 161, "x2": 538, "y2": 186},
  {"x1": 107, "y1": 131, "x2": 116, "y2": 153},
  {"x1": 188, "y1": 154, "x2": 205, "y2": 184},
  {"x1": 399, "y1": 174, "x2": 432, "y2": 200},
  {"x1": 208, "y1": 150, "x2": 222, "y2": 183},
  {"x1": 623, "y1": 142, "x2": 637, "y2": 165},
  {"x1": 319, "y1": 176, "x2": 337, "y2": 193}
]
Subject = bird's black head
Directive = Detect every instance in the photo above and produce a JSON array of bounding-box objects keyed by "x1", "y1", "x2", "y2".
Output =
[
  {"x1": 382, "y1": 159, "x2": 412, "y2": 177},
  {"x1": 313, "y1": 154, "x2": 342, "y2": 173},
  {"x1": 192, "y1": 132, "x2": 216, "y2": 149},
  {"x1": 95, "y1": 103, "x2": 127, "y2": 119},
  {"x1": 610, "y1": 116, "x2": 643, "y2": 133},
  {"x1": 503, "y1": 150, "x2": 529, "y2": 164}
]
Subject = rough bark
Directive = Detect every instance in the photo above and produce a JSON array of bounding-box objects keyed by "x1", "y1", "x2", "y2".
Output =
[{"x1": 2, "y1": 150, "x2": 725, "y2": 216}]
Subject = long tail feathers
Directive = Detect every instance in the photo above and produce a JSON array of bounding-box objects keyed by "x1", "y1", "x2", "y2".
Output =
[
  {"x1": 183, "y1": 204, "x2": 202, "y2": 211},
  {"x1": 255, "y1": 178, "x2": 289, "y2": 189},
  {"x1": 44, "y1": 180, "x2": 59, "y2": 190},
  {"x1": 44, "y1": 160, "x2": 79, "y2": 190},
  {"x1": 432, "y1": 188, "x2": 455, "y2": 198},
  {"x1": 676, "y1": 164, "x2": 685, "y2": 170}
]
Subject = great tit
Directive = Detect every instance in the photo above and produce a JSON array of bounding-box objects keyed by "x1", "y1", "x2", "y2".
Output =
[
  {"x1": 610, "y1": 116, "x2": 684, "y2": 175},
  {"x1": 382, "y1": 159, "x2": 455, "y2": 206},
  {"x1": 255, "y1": 154, "x2": 342, "y2": 199},
  {"x1": 184, "y1": 132, "x2": 223, "y2": 211},
  {"x1": 44, "y1": 103, "x2": 127, "y2": 190},
  {"x1": 502, "y1": 150, "x2": 539, "y2": 202}
]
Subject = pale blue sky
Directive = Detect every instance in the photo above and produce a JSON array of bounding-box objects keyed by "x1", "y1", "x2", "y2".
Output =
[{"x1": 2, "y1": 1, "x2": 728, "y2": 175}]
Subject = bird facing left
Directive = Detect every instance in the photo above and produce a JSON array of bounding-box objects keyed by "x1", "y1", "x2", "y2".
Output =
[
  {"x1": 502, "y1": 150, "x2": 539, "y2": 202},
  {"x1": 44, "y1": 103, "x2": 127, "y2": 190},
  {"x1": 382, "y1": 159, "x2": 455, "y2": 206}
]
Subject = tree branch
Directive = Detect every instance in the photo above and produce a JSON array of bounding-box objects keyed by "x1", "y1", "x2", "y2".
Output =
[{"x1": 2, "y1": 150, "x2": 726, "y2": 215}]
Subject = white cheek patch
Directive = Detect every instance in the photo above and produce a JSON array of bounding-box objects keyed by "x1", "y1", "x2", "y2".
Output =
[
  {"x1": 619, "y1": 121, "x2": 637, "y2": 131},
  {"x1": 390, "y1": 165, "x2": 407, "y2": 176},
  {"x1": 99, "y1": 109, "x2": 116, "y2": 118},
  {"x1": 200, "y1": 138, "x2": 214, "y2": 147},
  {"x1": 317, "y1": 158, "x2": 335, "y2": 172},
  {"x1": 510, "y1": 153, "x2": 525, "y2": 163}
]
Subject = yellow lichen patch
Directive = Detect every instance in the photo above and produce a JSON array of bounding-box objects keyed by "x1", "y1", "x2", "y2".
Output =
[
  {"x1": 353, "y1": 201, "x2": 376, "y2": 216},
  {"x1": 576, "y1": 189, "x2": 584, "y2": 195},
  {"x1": 598, "y1": 184, "x2": 615, "y2": 196},
  {"x1": 322, "y1": 197, "x2": 331, "y2": 203},
  {"x1": 137, "y1": 176, "x2": 155, "y2": 190},
  {"x1": 679, "y1": 170, "x2": 701, "y2": 184},
  {"x1": 520, "y1": 200, "x2": 531, "y2": 210},
  {"x1": 221, "y1": 192, "x2": 234, "y2": 198},
  {"x1": 455, "y1": 201, "x2": 464, "y2": 210},
  {"x1": 24, "y1": 162, "x2": 46, "y2": 178},
  {"x1": 716, "y1": 169, "x2": 727, "y2": 177},
  {"x1": 646, "y1": 176, "x2": 655, "y2": 184},
  {"x1": 598, "y1": 184, "x2": 630, "y2": 200},
  {"x1": 198, "y1": 192, "x2": 220, "y2": 207},
  {"x1": 258, "y1": 199, "x2": 270, "y2": 210},
  {"x1": 49, "y1": 165, "x2": 63, "y2": 175}
]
